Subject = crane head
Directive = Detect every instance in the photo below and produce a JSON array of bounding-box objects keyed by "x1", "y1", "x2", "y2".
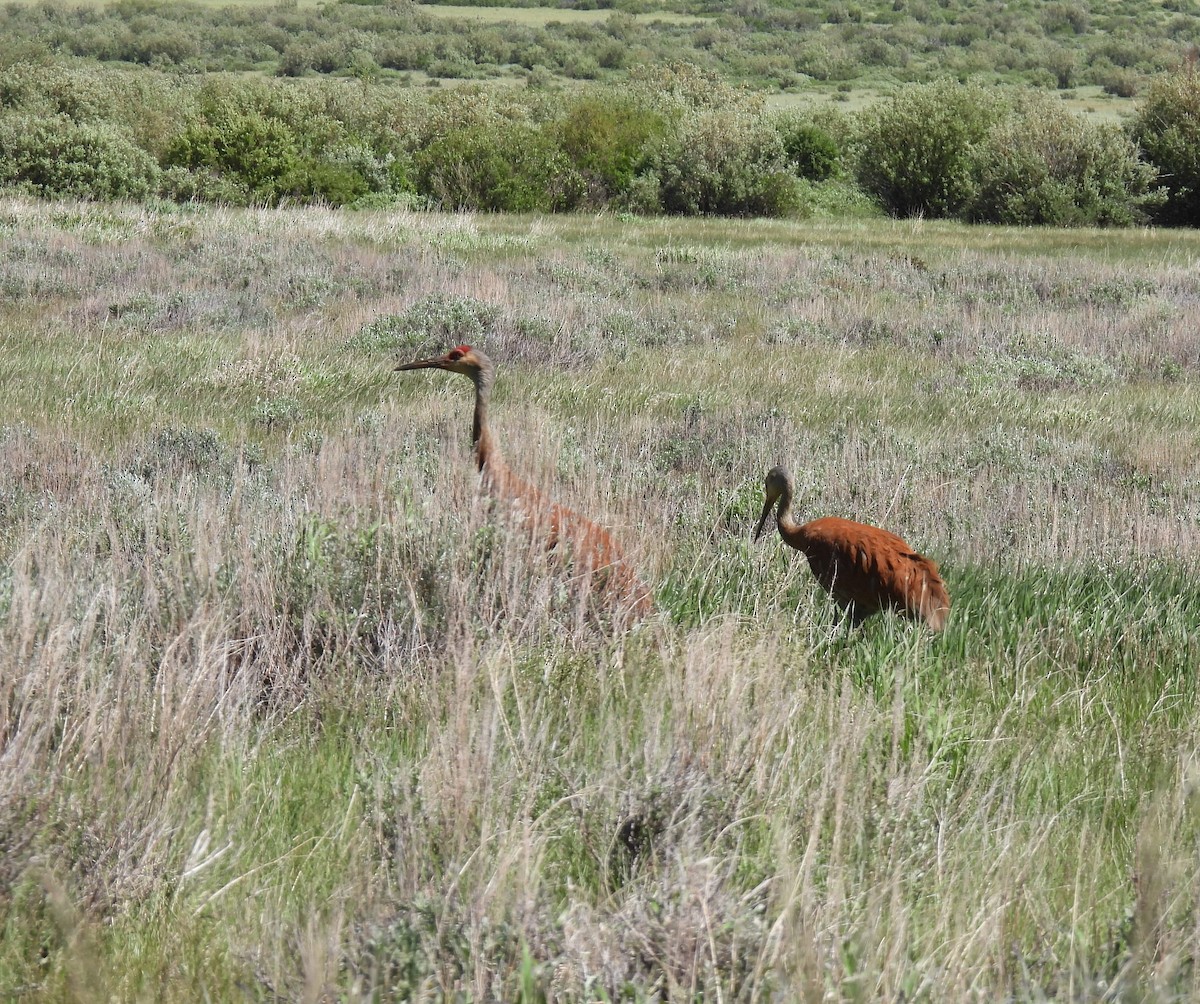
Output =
[
  {"x1": 754, "y1": 466, "x2": 792, "y2": 540},
  {"x1": 395, "y1": 344, "x2": 490, "y2": 377}
]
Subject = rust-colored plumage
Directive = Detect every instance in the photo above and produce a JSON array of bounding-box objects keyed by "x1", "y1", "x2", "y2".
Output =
[
  {"x1": 754, "y1": 466, "x2": 950, "y2": 630},
  {"x1": 396, "y1": 344, "x2": 653, "y2": 619}
]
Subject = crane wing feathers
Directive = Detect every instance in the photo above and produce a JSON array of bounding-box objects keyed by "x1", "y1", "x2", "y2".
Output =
[
  {"x1": 788, "y1": 516, "x2": 950, "y2": 629},
  {"x1": 483, "y1": 461, "x2": 654, "y2": 618}
]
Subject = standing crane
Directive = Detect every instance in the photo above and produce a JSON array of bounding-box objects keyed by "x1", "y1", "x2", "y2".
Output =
[
  {"x1": 754, "y1": 466, "x2": 950, "y2": 630},
  {"x1": 396, "y1": 344, "x2": 653, "y2": 619}
]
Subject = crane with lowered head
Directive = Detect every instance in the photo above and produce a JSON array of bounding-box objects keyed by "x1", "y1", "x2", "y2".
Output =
[{"x1": 754, "y1": 465, "x2": 950, "y2": 630}]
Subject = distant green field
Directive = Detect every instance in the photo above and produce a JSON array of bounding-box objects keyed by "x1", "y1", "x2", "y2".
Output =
[
  {"x1": 1057, "y1": 83, "x2": 1140, "y2": 121},
  {"x1": 768, "y1": 83, "x2": 1139, "y2": 122},
  {"x1": 420, "y1": 3, "x2": 708, "y2": 25}
]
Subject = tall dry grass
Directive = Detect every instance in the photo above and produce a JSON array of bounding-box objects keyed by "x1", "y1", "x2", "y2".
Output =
[{"x1": 1, "y1": 198, "x2": 1199, "y2": 1000}]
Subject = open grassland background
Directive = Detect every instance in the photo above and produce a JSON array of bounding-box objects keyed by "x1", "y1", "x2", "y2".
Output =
[
  {"x1": 765, "y1": 83, "x2": 1136, "y2": 122},
  {"x1": 1, "y1": 196, "x2": 1200, "y2": 1000}
]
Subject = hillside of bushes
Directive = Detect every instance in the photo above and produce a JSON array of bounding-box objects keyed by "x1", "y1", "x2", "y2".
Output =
[
  {"x1": 4, "y1": 54, "x2": 1200, "y2": 226},
  {"x1": 0, "y1": 0, "x2": 1194, "y2": 94}
]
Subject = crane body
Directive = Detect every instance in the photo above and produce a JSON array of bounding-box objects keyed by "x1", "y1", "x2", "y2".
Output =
[
  {"x1": 397, "y1": 344, "x2": 653, "y2": 619},
  {"x1": 755, "y1": 466, "x2": 949, "y2": 630}
]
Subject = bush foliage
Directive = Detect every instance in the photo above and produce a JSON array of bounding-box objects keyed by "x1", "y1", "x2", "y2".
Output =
[
  {"x1": 635, "y1": 65, "x2": 801, "y2": 217},
  {"x1": 776, "y1": 116, "x2": 841, "y2": 182},
  {"x1": 0, "y1": 60, "x2": 814, "y2": 217},
  {"x1": 969, "y1": 92, "x2": 1160, "y2": 227},
  {"x1": 854, "y1": 79, "x2": 1162, "y2": 227},
  {"x1": 0, "y1": 113, "x2": 160, "y2": 200},
  {"x1": 556, "y1": 93, "x2": 665, "y2": 206},
  {"x1": 0, "y1": 57, "x2": 1185, "y2": 225},
  {"x1": 854, "y1": 80, "x2": 1003, "y2": 219},
  {"x1": 415, "y1": 120, "x2": 582, "y2": 212},
  {"x1": 1129, "y1": 69, "x2": 1200, "y2": 226}
]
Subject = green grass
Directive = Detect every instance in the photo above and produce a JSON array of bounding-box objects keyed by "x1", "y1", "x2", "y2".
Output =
[
  {"x1": 1, "y1": 196, "x2": 1199, "y2": 1000},
  {"x1": 767, "y1": 83, "x2": 1140, "y2": 122}
]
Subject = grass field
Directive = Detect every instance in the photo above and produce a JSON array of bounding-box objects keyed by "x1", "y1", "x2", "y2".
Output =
[
  {"x1": 767, "y1": 83, "x2": 1140, "y2": 122},
  {"x1": 1, "y1": 196, "x2": 1199, "y2": 1001}
]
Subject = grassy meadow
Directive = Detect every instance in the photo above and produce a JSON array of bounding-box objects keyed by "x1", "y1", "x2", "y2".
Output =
[
  {"x1": 1, "y1": 196, "x2": 1200, "y2": 1000},
  {"x1": 765, "y1": 84, "x2": 1139, "y2": 123}
]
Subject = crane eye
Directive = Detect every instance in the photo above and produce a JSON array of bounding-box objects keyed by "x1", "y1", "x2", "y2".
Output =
[{"x1": 447, "y1": 349, "x2": 464, "y2": 361}]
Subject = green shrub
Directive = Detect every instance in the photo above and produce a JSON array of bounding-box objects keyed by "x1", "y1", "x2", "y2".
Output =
[
  {"x1": 854, "y1": 79, "x2": 1003, "y2": 217},
  {"x1": 414, "y1": 121, "x2": 582, "y2": 212},
  {"x1": 323, "y1": 140, "x2": 412, "y2": 199},
  {"x1": 1098, "y1": 67, "x2": 1141, "y2": 98},
  {"x1": 798, "y1": 177, "x2": 882, "y2": 219},
  {"x1": 627, "y1": 62, "x2": 742, "y2": 115},
  {"x1": 160, "y1": 80, "x2": 402, "y2": 207},
  {"x1": 0, "y1": 61, "x2": 111, "y2": 122},
  {"x1": 280, "y1": 157, "x2": 370, "y2": 206},
  {"x1": 968, "y1": 92, "x2": 1159, "y2": 226},
  {"x1": 793, "y1": 38, "x2": 859, "y2": 82},
  {"x1": 621, "y1": 170, "x2": 662, "y2": 216},
  {"x1": 619, "y1": 64, "x2": 803, "y2": 217},
  {"x1": 1130, "y1": 70, "x2": 1200, "y2": 226},
  {"x1": 775, "y1": 115, "x2": 841, "y2": 181},
  {"x1": 563, "y1": 54, "x2": 601, "y2": 81},
  {"x1": 122, "y1": 25, "x2": 200, "y2": 67},
  {"x1": 158, "y1": 164, "x2": 247, "y2": 205},
  {"x1": 164, "y1": 110, "x2": 302, "y2": 205},
  {"x1": 556, "y1": 93, "x2": 664, "y2": 205},
  {"x1": 0, "y1": 61, "x2": 188, "y2": 158},
  {"x1": 426, "y1": 58, "x2": 476, "y2": 80},
  {"x1": 277, "y1": 43, "x2": 316, "y2": 77},
  {"x1": 0, "y1": 113, "x2": 159, "y2": 200},
  {"x1": 648, "y1": 106, "x2": 801, "y2": 217},
  {"x1": 633, "y1": 86, "x2": 801, "y2": 217},
  {"x1": 352, "y1": 293, "x2": 500, "y2": 356}
]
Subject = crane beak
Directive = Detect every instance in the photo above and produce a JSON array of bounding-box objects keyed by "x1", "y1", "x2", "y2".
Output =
[
  {"x1": 753, "y1": 497, "x2": 774, "y2": 541},
  {"x1": 395, "y1": 355, "x2": 446, "y2": 372}
]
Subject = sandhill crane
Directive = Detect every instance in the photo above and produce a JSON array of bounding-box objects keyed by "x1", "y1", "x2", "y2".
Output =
[
  {"x1": 754, "y1": 466, "x2": 950, "y2": 630},
  {"x1": 396, "y1": 344, "x2": 653, "y2": 619}
]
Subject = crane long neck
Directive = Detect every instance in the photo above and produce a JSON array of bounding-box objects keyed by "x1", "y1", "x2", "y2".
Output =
[
  {"x1": 774, "y1": 479, "x2": 802, "y2": 535},
  {"x1": 470, "y1": 364, "x2": 498, "y2": 471}
]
